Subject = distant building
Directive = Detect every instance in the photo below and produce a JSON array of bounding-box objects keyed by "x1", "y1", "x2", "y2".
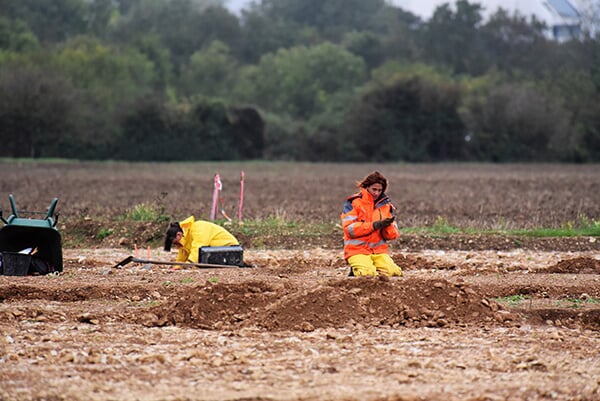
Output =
[
  {"x1": 487, "y1": 0, "x2": 582, "y2": 41},
  {"x1": 542, "y1": 0, "x2": 581, "y2": 41},
  {"x1": 478, "y1": 0, "x2": 583, "y2": 41}
]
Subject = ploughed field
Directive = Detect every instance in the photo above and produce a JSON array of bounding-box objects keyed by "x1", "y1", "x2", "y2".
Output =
[{"x1": 0, "y1": 161, "x2": 599, "y2": 401}]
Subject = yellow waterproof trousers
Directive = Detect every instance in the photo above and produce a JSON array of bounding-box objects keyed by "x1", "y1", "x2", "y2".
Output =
[{"x1": 348, "y1": 253, "x2": 403, "y2": 277}]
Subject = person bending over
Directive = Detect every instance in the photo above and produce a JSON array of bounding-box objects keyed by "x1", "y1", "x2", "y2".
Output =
[
  {"x1": 164, "y1": 216, "x2": 239, "y2": 263},
  {"x1": 341, "y1": 171, "x2": 403, "y2": 277}
]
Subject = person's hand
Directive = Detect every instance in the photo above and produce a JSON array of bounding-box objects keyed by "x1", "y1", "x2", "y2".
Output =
[{"x1": 373, "y1": 216, "x2": 394, "y2": 230}]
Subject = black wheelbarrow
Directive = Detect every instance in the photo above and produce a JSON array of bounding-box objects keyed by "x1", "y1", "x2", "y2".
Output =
[{"x1": 0, "y1": 194, "x2": 62, "y2": 275}]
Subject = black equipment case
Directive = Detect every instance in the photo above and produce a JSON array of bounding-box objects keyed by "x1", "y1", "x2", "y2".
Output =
[{"x1": 199, "y1": 245, "x2": 244, "y2": 267}]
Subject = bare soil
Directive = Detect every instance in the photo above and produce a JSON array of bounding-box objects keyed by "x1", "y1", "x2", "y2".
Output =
[{"x1": 0, "y1": 162, "x2": 599, "y2": 401}]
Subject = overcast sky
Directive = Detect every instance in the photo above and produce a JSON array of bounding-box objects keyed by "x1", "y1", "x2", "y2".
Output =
[{"x1": 225, "y1": 0, "x2": 553, "y2": 21}]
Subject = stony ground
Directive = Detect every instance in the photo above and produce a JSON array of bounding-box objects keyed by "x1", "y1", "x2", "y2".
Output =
[
  {"x1": 0, "y1": 161, "x2": 599, "y2": 400},
  {"x1": 1, "y1": 245, "x2": 600, "y2": 401}
]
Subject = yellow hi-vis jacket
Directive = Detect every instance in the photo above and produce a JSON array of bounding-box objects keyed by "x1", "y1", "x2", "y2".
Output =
[
  {"x1": 341, "y1": 187, "x2": 399, "y2": 260},
  {"x1": 176, "y1": 216, "x2": 239, "y2": 263}
]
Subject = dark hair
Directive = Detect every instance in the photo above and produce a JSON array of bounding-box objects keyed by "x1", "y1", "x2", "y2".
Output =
[
  {"x1": 164, "y1": 222, "x2": 183, "y2": 251},
  {"x1": 357, "y1": 171, "x2": 388, "y2": 193}
]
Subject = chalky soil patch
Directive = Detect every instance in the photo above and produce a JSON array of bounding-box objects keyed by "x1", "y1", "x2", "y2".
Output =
[{"x1": 1, "y1": 248, "x2": 599, "y2": 400}]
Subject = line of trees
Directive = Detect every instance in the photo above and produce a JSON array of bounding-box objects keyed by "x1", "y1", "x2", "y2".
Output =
[{"x1": 1, "y1": 0, "x2": 599, "y2": 162}]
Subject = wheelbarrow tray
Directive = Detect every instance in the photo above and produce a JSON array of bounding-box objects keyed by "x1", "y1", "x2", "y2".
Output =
[
  {"x1": 0, "y1": 194, "x2": 62, "y2": 274},
  {"x1": 0, "y1": 224, "x2": 63, "y2": 272}
]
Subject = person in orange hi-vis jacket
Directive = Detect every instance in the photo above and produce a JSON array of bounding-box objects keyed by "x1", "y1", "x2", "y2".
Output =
[{"x1": 341, "y1": 171, "x2": 403, "y2": 277}]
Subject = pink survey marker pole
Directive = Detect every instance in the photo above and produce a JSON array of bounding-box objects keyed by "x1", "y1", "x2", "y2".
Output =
[
  {"x1": 210, "y1": 173, "x2": 221, "y2": 221},
  {"x1": 238, "y1": 170, "x2": 245, "y2": 223}
]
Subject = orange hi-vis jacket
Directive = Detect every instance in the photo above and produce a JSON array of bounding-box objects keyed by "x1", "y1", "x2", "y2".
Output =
[{"x1": 341, "y1": 187, "x2": 399, "y2": 260}]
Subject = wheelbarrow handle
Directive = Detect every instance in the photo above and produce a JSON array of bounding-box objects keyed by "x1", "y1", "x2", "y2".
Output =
[
  {"x1": 45, "y1": 198, "x2": 59, "y2": 226},
  {"x1": 8, "y1": 194, "x2": 18, "y2": 218},
  {"x1": 45, "y1": 198, "x2": 58, "y2": 220},
  {"x1": 52, "y1": 212, "x2": 59, "y2": 227}
]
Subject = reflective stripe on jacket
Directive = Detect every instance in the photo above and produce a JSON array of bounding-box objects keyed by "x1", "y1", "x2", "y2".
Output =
[
  {"x1": 341, "y1": 187, "x2": 399, "y2": 260},
  {"x1": 176, "y1": 216, "x2": 239, "y2": 263}
]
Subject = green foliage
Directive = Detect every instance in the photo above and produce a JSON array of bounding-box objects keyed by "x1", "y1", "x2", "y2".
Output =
[
  {"x1": 115, "y1": 96, "x2": 265, "y2": 161},
  {"x1": 235, "y1": 42, "x2": 367, "y2": 118},
  {"x1": 493, "y1": 294, "x2": 531, "y2": 307},
  {"x1": 462, "y1": 83, "x2": 574, "y2": 161},
  {"x1": 97, "y1": 228, "x2": 114, "y2": 240},
  {"x1": 431, "y1": 217, "x2": 461, "y2": 234},
  {"x1": 113, "y1": 0, "x2": 239, "y2": 71},
  {"x1": 193, "y1": 5, "x2": 242, "y2": 52},
  {"x1": 227, "y1": 106, "x2": 266, "y2": 159},
  {"x1": 0, "y1": 62, "x2": 82, "y2": 158},
  {"x1": 303, "y1": 91, "x2": 357, "y2": 161},
  {"x1": 132, "y1": 34, "x2": 173, "y2": 92},
  {"x1": 187, "y1": 98, "x2": 233, "y2": 159},
  {"x1": 237, "y1": 10, "x2": 307, "y2": 64},
  {"x1": 184, "y1": 97, "x2": 264, "y2": 160},
  {"x1": 557, "y1": 296, "x2": 599, "y2": 308},
  {"x1": 56, "y1": 36, "x2": 155, "y2": 109},
  {"x1": 399, "y1": 215, "x2": 600, "y2": 238},
  {"x1": 121, "y1": 202, "x2": 169, "y2": 222},
  {"x1": 342, "y1": 30, "x2": 385, "y2": 69},
  {"x1": 178, "y1": 40, "x2": 236, "y2": 98},
  {"x1": 342, "y1": 75, "x2": 465, "y2": 161},
  {"x1": 569, "y1": 213, "x2": 600, "y2": 230},
  {"x1": 422, "y1": 0, "x2": 486, "y2": 75},
  {"x1": 233, "y1": 219, "x2": 331, "y2": 239},
  {"x1": 86, "y1": 0, "x2": 120, "y2": 38},
  {"x1": 480, "y1": 9, "x2": 548, "y2": 74},
  {"x1": 0, "y1": 17, "x2": 39, "y2": 52},
  {"x1": 260, "y1": 112, "x2": 305, "y2": 160},
  {"x1": 0, "y1": 0, "x2": 89, "y2": 43},
  {"x1": 116, "y1": 97, "x2": 182, "y2": 161},
  {"x1": 371, "y1": 61, "x2": 453, "y2": 85},
  {"x1": 0, "y1": 0, "x2": 599, "y2": 162},
  {"x1": 535, "y1": 49, "x2": 600, "y2": 162},
  {"x1": 258, "y1": 0, "x2": 388, "y2": 40},
  {"x1": 511, "y1": 215, "x2": 600, "y2": 237}
]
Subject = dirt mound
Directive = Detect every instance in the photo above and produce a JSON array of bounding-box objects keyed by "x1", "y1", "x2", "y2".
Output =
[
  {"x1": 538, "y1": 257, "x2": 600, "y2": 274},
  {"x1": 145, "y1": 277, "x2": 511, "y2": 331}
]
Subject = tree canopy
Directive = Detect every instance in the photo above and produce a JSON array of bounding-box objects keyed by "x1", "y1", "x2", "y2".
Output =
[{"x1": 0, "y1": 0, "x2": 598, "y2": 162}]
